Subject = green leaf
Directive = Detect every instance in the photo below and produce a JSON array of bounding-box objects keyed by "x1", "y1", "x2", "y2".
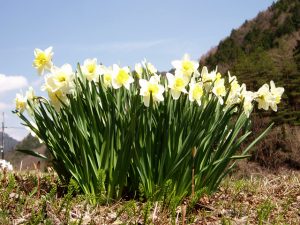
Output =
[{"x1": 16, "y1": 149, "x2": 48, "y2": 160}]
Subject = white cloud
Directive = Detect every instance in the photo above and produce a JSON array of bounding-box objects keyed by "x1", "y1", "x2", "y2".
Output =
[{"x1": 0, "y1": 74, "x2": 28, "y2": 93}]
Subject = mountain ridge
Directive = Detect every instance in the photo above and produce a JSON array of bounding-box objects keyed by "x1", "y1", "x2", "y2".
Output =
[{"x1": 200, "y1": 0, "x2": 300, "y2": 124}]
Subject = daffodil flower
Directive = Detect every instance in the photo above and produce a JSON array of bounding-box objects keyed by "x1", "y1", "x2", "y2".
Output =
[
  {"x1": 50, "y1": 89, "x2": 68, "y2": 108},
  {"x1": 201, "y1": 66, "x2": 218, "y2": 83},
  {"x1": 99, "y1": 65, "x2": 113, "y2": 87},
  {"x1": 212, "y1": 77, "x2": 226, "y2": 105},
  {"x1": 255, "y1": 84, "x2": 274, "y2": 110},
  {"x1": 0, "y1": 159, "x2": 13, "y2": 171},
  {"x1": 142, "y1": 60, "x2": 157, "y2": 75},
  {"x1": 139, "y1": 75, "x2": 164, "y2": 107},
  {"x1": 33, "y1": 46, "x2": 53, "y2": 75},
  {"x1": 145, "y1": 62, "x2": 157, "y2": 74},
  {"x1": 25, "y1": 87, "x2": 35, "y2": 102},
  {"x1": 269, "y1": 80, "x2": 284, "y2": 112},
  {"x1": 81, "y1": 58, "x2": 101, "y2": 82},
  {"x1": 226, "y1": 72, "x2": 241, "y2": 106},
  {"x1": 41, "y1": 64, "x2": 74, "y2": 110},
  {"x1": 188, "y1": 80, "x2": 203, "y2": 106},
  {"x1": 135, "y1": 63, "x2": 143, "y2": 78},
  {"x1": 228, "y1": 72, "x2": 240, "y2": 92},
  {"x1": 166, "y1": 73, "x2": 188, "y2": 100},
  {"x1": 172, "y1": 54, "x2": 199, "y2": 79},
  {"x1": 240, "y1": 84, "x2": 255, "y2": 117},
  {"x1": 112, "y1": 64, "x2": 134, "y2": 90},
  {"x1": 15, "y1": 93, "x2": 27, "y2": 113},
  {"x1": 201, "y1": 66, "x2": 219, "y2": 91},
  {"x1": 42, "y1": 64, "x2": 74, "y2": 94}
]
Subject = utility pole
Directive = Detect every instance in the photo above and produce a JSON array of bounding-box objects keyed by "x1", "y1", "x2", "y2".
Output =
[{"x1": 1, "y1": 112, "x2": 4, "y2": 159}]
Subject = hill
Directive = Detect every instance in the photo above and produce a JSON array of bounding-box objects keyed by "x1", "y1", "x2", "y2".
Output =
[
  {"x1": 0, "y1": 132, "x2": 18, "y2": 152},
  {"x1": 4, "y1": 134, "x2": 49, "y2": 171},
  {"x1": 200, "y1": 0, "x2": 300, "y2": 125}
]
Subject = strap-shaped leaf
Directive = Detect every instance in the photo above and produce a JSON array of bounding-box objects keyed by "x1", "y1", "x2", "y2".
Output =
[{"x1": 16, "y1": 149, "x2": 48, "y2": 160}]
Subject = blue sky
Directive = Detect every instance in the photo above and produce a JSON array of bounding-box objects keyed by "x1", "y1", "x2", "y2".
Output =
[{"x1": 0, "y1": 0, "x2": 274, "y2": 140}]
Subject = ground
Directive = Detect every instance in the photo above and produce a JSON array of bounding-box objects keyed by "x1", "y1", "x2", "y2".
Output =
[{"x1": 0, "y1": 163, "x2": 300, "y2": 225}]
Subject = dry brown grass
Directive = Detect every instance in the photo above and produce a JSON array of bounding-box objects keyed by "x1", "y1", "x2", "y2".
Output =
[{"x1": 1, "y1": 168, "x2": 300, "y2": 225}]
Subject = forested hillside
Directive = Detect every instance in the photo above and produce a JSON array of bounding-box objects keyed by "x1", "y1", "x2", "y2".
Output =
[
  {"x1": 0, "y1": 132, "x2": 18, "y2": 152},
  {"x1": 201, "y1": 0, "x2": 300, "y2": 124}
]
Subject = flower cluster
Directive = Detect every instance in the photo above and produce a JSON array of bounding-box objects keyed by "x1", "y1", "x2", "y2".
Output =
[
  {"x1": 13, "y1": 47, "x2": 285, "y2": 203},
  {"x1": 0, "y1": 159, "x2": 13, "y2": 171},
  {"x1": 15, "y1": 47, "x2": 284, "y2": 117}
]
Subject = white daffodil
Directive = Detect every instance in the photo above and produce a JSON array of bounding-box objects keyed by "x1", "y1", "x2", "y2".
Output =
[
  {"x1": 81, "y1": 58, "x2": 101, "y2": 82},
  {"x1": 48, "y1": 89, "x2": 68, "y2": 110},
  {"x1": 166, "y1": 73, "x2": 188, "y2": 100},
  {"x1": 255, "y1": 84, "x2": 273, "y2": 110},
  {"x1": 145, "y1": 62, "x2": 157, "y2": 74},
  {"x1": 172, "y1": 54, "x2": 199, "y2": 79},
  {"x1": 25, "y1": 87, "x2": 35, "y2": 102},
  {"x1": 111, "y1": 64, "x2": 134, "y2": 90},
  {"x1": 212, "y1": 77, "x2": 226, "y2": 105},
  {"x1": 188, "y1": 80, "x2": 203, "y2": 106},
  {"x1": 240, "y1": 84, "x2": 255, "y2": 117},
  {"x1": 142, "y1": 60, "x2": 157, "y2": 75},
  {"x1": 269, "y1": 80, "x2": 284, "y2": 112},
  {"x1": 139, "y1": 75, "x2": 164, "y2": 107},
  {"x1": 99, "y1": 65, "x2": 113, "y2": 87},
  {"x1": 135, "y1": 63, "x2": 143, "y2": 78},
  {"x1": 24, "y1": 87, "x2": 36, "y2": 115},
  {"x1": 0, "y1": 159, "x2": 13, "y2": 171},
  {"x1": 41, "y1": 64, "x2": 74, "y2": 110},
  {"x1": 226, "y1": 72, "x2": 241, "y2": 106},
  {"x1": 15, "y1": 93, "x2": 27, "y2": 113},
  {"x1": 201, "y1": 66, "x2": 217, "y2": 83},
  {"x1": 228, "y1": 72, "x2": 240, "y2": 92},
  {"x1": 42, "y1": 64, "x2": 74, "y2": 94},
  {"x1": 33, "y1": 46, "x2": 54, "y2": 75},
  {"x1": 201, "y1": 67, "x2": 220, "y2": 92}
]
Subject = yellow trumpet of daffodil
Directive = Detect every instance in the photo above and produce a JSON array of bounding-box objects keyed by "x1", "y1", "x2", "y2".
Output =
[
  {"x1": 172, "y1": 54, "x2": 199, "y2": 79},
  {"x1": 112, "y1": 64, "x2": 134, "y2": 90},
  {"x1": 166, "y1": 73, "x2": 188, "y2": 100}
]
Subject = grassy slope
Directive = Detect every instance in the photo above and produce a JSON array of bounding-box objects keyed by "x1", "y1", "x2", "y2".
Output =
[{"x1": 1, "y1": 168, "x2": 299, "y2": 224}]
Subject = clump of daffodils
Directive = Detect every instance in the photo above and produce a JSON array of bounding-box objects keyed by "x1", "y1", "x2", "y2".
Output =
[
  {"x1": 15, "y1": 47, "x2": 284, "y2": 118},
  {"x1": 0, "y1": 159, "x2": 13, "y2": 171},
  {"x1": 13, "y1": 47, "x2": 286, "y2": 203}
]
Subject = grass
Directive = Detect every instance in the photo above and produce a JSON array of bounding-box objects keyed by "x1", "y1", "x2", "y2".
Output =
[{"x1": 0, "y1": 167, "x2": 300, "y2": 224}]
